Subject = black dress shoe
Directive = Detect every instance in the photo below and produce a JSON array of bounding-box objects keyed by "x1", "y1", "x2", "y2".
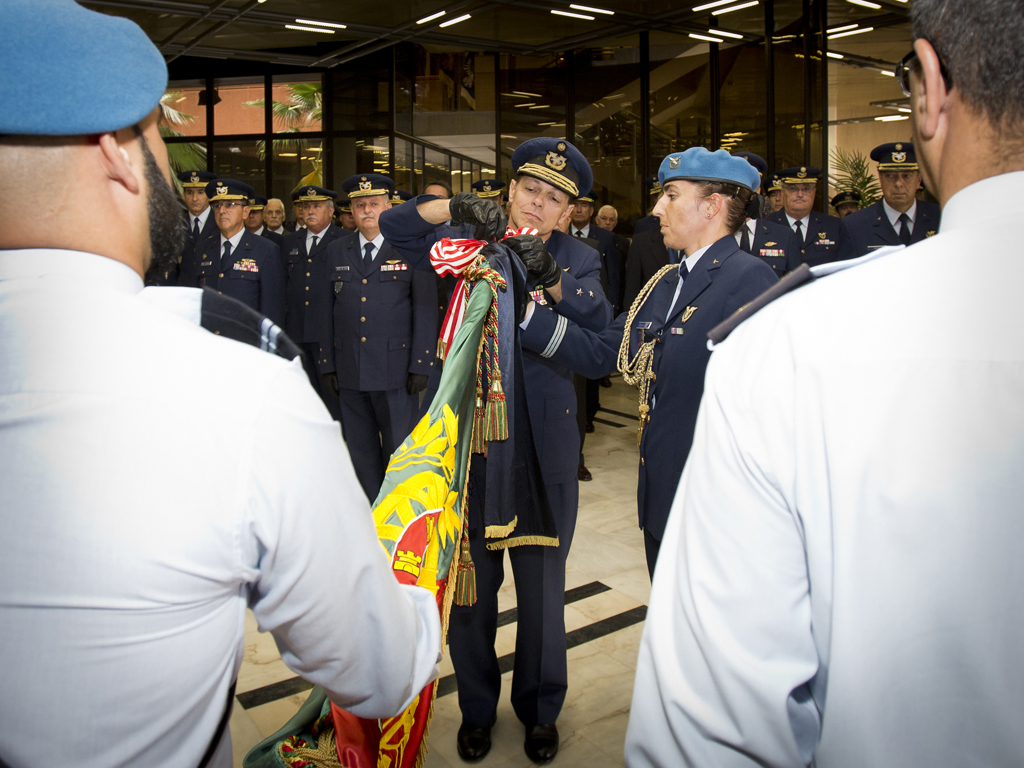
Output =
[
  {"x1": 457, "y1": 718, "x2": 494, "y2": 762},
  {"x1": 524, "y1": 723, "x2": 559, "y2": 764},
  {"x1": 599, "y1": 375, "x2": 612, "y2": 388},
  {"x1": 585, "y1": 422, "x2": 595, "y2": 433},
  {"x1": 577, "y1": 464, "x2": 592, "y2": 482}
]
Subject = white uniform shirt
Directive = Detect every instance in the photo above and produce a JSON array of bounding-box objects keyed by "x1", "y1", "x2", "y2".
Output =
[
  {"x1": 0, "y1": 250, "x2": 440, "y2": 768},
  {"x1": 626, "y1": 171, "x2": 1024, "y2": 767},
  {"x1": 883, "y1": 197, "x2": 918, "y2": 234},
  {"x1": 189, "y1": 206, "x2": 211, "y2": 235}
]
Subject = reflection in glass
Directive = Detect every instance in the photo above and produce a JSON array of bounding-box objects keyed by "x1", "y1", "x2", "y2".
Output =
[
  {"x1": 394, "y1": 140, "x2": 413, "y2": 195},
  {"x1": 649, "y1": 34, "x2": 712, "y2": 167},
  {"x1": 424, "y1": 147, "x2": 450, "y2": 192},
  {"x1": 162, "y1": 83, "x2": 206, "y2": 137},
  {"x1": 273, "y1": 139, "x2": 328, "y2": 210},
  {"x1": 330, "y1": 137, "x2": 390, "y2": 192},
  {"x1": 271, "y1": 75, "x2": 323, "y2": 134},
  {"x1": 212, "y1": 141, "x2": 264, "y2": 194},
  {"x1": 331, "y1": 50, "x2": 391, "y2": 133},
  {"x1": 213, "y1": 77, "x2": 265, "y2": 135},
  {"x1": 718, "y1": 43, "x2": 768, "y2": 161},
  {"x1": 498, "y1": 53, "x2": 567, "y2": 184}
]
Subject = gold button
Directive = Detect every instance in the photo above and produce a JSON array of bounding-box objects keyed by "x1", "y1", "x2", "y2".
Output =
[
  {"x1": 361, "y1": 336, "x2": 366, "y2": 342},
  {"x1": 214, "y1": 330, "x2": 221, "y2": 335},
  {"x1": 306, "y1": 272, "x2": 310, "y2": 277},
  {"x1": 361, "y1": 297, "x2": 366, "y2": 302},
  {"x1": 565, "y1": 408, "x2": 570, "y2": 414},
  {"x1": 362, "y1": 279, "x2": 367, "y2": 284},
  {"x1": 417, "y1": 359, "x2": 422, "y2": 363},
  {"x1": 305, "y1": 301, "x2": 309, "y2": 306},
  {"x1": 308, "y1": 258, "x2": 312, "y2": 263},
  {"x1": 360, "y1": 317, "x2": 365, "y2": 322},
  {"x1": 218, "y1": 273, "x2": 224, "y2": 278},
  {"x1": 305, "y1": 286, "x2": 309, "y2": 291},
  {"x1": 641, "y1": 457, "x2": 645, "y2": 466}
]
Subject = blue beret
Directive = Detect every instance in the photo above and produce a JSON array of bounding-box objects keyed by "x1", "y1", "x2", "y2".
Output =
[
  {"x1": 471, "y1": 179, "x2": 506, "y2": 198},
  {"x1": 342, "y1": 174, "x2": 394, "y2": 199},
  {"x1": 292, "y1": 185, "x2": 337, "y2": 202},
  {"x1": 830, "y1": 191, "x2": 862, "y2": 208},
  {"x1": 1, "y1": 0, "x2": 167, "y2": 135},
  {"x1": 870, "y1": 142, "x2": 918, "y2": 170},
  {"x1": 178, "y1": 170, "x2": 217, "y2": 189},
  {"x1": 658, "y1": 147, "x2": 761, "y2": 193},
  {"x1": 249, "y1": 195, "x2": 269, "y2": 210},
  {"x1": 389, "y1": 189, "x2": 413, "y2": 205},
  {"x1": 205, "y1": 179, "x2": 256, "y2": 202},
  {"x1": 511, "y1": 138, "x2": 593, "y2": 200},
  {"x1": 777, "y1": 166, "x2": 822, "y2": 183},
  {"x1": 732, "y1": 151, "x2": 768, "y2": 177}
]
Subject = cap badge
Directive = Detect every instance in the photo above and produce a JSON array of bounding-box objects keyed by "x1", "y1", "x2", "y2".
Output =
[
  {"x1": 305, "y1": 187, "x2": 315, "y2": 197},
  {"x1": 668, "y1": 155, "x2": 681, "y2": 169},
  {"x1": 798, "y1": 168, "x2": 807, "y2": 178},
  {"x1": 545, "y1": 151, "x2": 567, "y2": 171},
  {"x1": 556, "y1": 142, "x2": 566, "y2": 152},
  {"x1": 190, "y1": 173, "x2": 200, "y2": 183},
  {"x1": 216, "y1": 184, "x2": 228, "y2": 197},
  {"x1": 895, "y1": 143, "x2": 903, "y2": 150},
  {"x1": 359, "y1": 179, "x2": 372, "y2": 191},
  {"x1": 483, "y1": 182, "x2": 491, "y2": 191},
  {"x1": 892, "y1": 151, "x2": 907, "y2": 163}
]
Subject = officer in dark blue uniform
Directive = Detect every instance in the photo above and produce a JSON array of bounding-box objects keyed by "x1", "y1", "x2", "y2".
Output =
[
  {"x1": 379, "y1": 138, "x2": 611, "y2": 765},
  {"x1": 187, "y1": 179, "x2": 285, "y2": 326},
  {"x1": 633, "y1": 175, "x2": 663, "y2": 235},
  {"x1": 164, "y1": 169, "x2": 217, "y2": 287},
  {"x1": 281, "y1": 185, "x2": 350, "y2": 419},
  {"x1": 245, "y1": 194, "x2": 284, "y2": 249},
  {"x1": 764, "y1": 166, "x2": 850, "y2": 267},
  {"x1": 471, "y1": 178, "x2": 506, "y2": 208},
  {"x1": 521, "y1": 148, "x2": 778, "y2": 579},
  {"x1": 831, "y1": 190, "x2": 862, "y2": 218},
  {"x1": 766, "y1": 173, "x2": 784, "y2": 213},
  {"x1": 320, "y1": 173, "x2": 436, "y2": 502},
  {"x1": 570, "y1": 188, "x2": 621, "y2": 312},
  {"x1": 334, "y1": 196, "x2": 357, "y2": 232},
  {"x1": 388, "y1": 189, "x2": 413, "y2": 206},
  {"x1": 733, "y1": 152, "x2": 802, "y2": 277},
  {"x1": 843, "y1": 142, "x2": 941, "y2": 257}
]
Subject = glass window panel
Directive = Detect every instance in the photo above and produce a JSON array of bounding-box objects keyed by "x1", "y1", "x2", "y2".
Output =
[
  {"x1": 211, "y1": 141, "x2": 264, "y2": 194},
  {"x1": 573, "y1": 41, "x2": 642, "y2": 230},
  {"x1": 331, "y1": 50, "x2": 391, "y2": 133},
  {"x1": 718, "y1": 42, "x2": 768, "y2": 163},
  {"x1": 213, "y1": 77, "x2": 264, "y2": 136},
  {"x1": 394, "y1": 140, "x2": 414, "y2": 196},
  {"x1": 498, "y1": 52, "x2": 567, "y2": 184},
  {"x1": 424, "y1": 147, "x2": 450, "y2": 192},
  {"x1": 649, "y1": 32, "x2": 712, "y2": 172},
  {"x1": 272, "y1": 75, "x2": 323, "y2": 134},
  {"x1": 273, "y1": 139, "x2": 328, "y2": 221},
  {"x1": 163, "y1": 82, "x2": 206, "y2": 137},
  {"x1": 330, "y1": 136, "x2": 390, "y2": 193}
]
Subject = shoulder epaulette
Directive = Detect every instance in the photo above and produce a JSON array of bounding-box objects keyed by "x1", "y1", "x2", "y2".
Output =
[
  {"x1": 707, "y1": 245, "x2": 904, "y2": 347},
  {"x1": 200, "y1": 287, "x2": 304, "y2": 362}
]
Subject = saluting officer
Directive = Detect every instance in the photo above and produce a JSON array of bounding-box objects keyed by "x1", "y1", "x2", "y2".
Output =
[
  {"x1": 733, "y1": 152, "x2": 802, "y2": 277},
  {"x1": 380, "y1": 138, "x2": 612, "y2": 765},
  {"x1": 189, "y1": 179, "x2": 285, "y2": 326},
  {"x1": 245, "y1": 194, "x2": 284, "y2": 249},
  {"x1": 320, "y1": 173, "x2": 436, "y2": 502},
  {"x1": 765, "y1": 166, "x2": 850, "y2": 267},
  {"x1": 843, "y1": 142, "x2": 941, "y2": 257},
  {"x1": 521, "y1": 148, "x2": 778, "y2": 579},
  {"x1": 831, "y1": 190, "x2": 862, "y2": 218},
  {"x1": 282, "y1": 185, "x2": 349, "y2": 418}
]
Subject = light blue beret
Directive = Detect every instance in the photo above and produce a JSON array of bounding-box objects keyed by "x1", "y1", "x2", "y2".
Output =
[
  {"x1": 658, "y1": 147, "x2": 761, "y2": 193},
  {"x1": 1, "y1": 0, "x2": 167, "y2": 135}
]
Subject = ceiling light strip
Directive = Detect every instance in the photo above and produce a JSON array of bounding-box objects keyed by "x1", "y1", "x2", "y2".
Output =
[
  {"x1": 690, "y1": 32, "x2": 725, "y2": 42},
  {"x1": 712, "y1": 0, "x2": 759, "y2": 15},
  {"x1": 285, "y1": 24, "x2": 335, "y2": 33},
  {"x1": 828, "y1": 26, "x2": 873, "y2": 39},
  {"x1": 294, "y1": 18, "x2": 346, "y2": 28},
  {"x1": 552, "y1": 9, "x2": 596, "y2": 19},
  {"x1": 438, "y1": 13, "x2": 471, "y2": 27},
  {"x1": 570, "y1": 4, "x2": 614, "y2": 14},
  {"x1": 416, "y1": 11, "x2": 446, "y2": 24}
]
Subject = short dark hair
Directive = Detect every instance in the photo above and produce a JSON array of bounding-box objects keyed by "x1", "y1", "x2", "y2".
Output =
[
  {"x1": 912, "y1": 0, "x2": 1024, "y2": 135},
  {"x1": 693, "y1": 181, "x2": 751, "y2": 234},
  {"x1": 424, "y1": 180, "x2": 452, "y2": 198}
]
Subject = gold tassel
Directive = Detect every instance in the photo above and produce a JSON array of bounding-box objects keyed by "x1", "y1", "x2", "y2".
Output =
[
  {"x1": 482, "y1": 372, "x2": 508, "y2": 443},
  {"x1": 437, "y1": 338, "x2": 448, "y2": 361},
  {"x1": 454, "y1": 526, "x2": 476, "y2": 606},
  {"x1": 470, "y1": 386, "x2": 488, "y2": 456}
]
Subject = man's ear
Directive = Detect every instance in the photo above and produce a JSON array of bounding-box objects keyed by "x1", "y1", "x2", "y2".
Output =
[
  {"x1": 913, "y1": 38, "x2": 949, "y2": 141},
  {"x1": 97, "y1": 133, "x2": 141, "y2": 195}
]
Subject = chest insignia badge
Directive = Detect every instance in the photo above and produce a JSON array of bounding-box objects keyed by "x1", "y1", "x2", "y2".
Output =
[
  {"x1": 682, "y1": 306, "x2": 697, "y2": 323},
  {"x1": 765, "y1": 241, "x2": 777, "y2": 247}
]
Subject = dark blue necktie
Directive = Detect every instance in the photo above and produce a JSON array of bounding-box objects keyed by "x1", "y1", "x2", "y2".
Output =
[
  {"x1": 192, "y1": 217, "x2": 201, "y2": 241},
  {"x1": 364, "y1": 242, "x2": 375, "y2": 262},
  {"x1": 898, "y1": 213, "x2": 912, "y2": 245},
  {"x1": 221, "y1": 241, "x2": 232, "y2": 271},
  {"x1": 794, "y1": 220, "x2": 804, "y2": 244}
]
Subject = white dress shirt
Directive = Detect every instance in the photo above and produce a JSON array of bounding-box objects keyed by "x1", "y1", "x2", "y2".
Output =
[
  {"x1": 189, "y1": 206, "x2": 211, "y2": 235},
  {"x1": 219, "y1": 226, "x2": 245, "y2": 254},
  {"x1": 883, "y1": 197, "x2": 917, "y2": 233},
  {"x1": 358, "y1": 231, "x2": 385, "y2": 261},
  {"x1": 665, "y1": 243, "x2": 710, "y2": 321},
  {"x1": 785, "y1": 211, "x2": 811, "y2": 242},
  {"x1": 570, "y1": 223, "x2": 591, "y2": 239},
  {"x1": 306, "y1": 224, "x2": 331, "y2": 253},
  {"x1": 626, "y1": 171, "x2": 1024, "y2": 767},
  {"x1": 269, "y1": 225, "x2": 285, "y2": 235},
  {"x1": 252, "y1": 224, "x2": 266, "y2": 237},
  {"x1": 0, "y1": 249, "x2": 440, "y2": 768},
  {"x1": 733, "y1": 218, "x2": 756, "y2": 248}
]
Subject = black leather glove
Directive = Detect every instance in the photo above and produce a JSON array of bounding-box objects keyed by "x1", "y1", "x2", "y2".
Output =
[
  {"x1": 407, "y1": 373, "x2": 429, "y2": 395},
  {"x1": 449, "y1": 192, "x2": 507, "y2": 241},
  {"x1": 323, "y1": 372, "x2": 339, "y2": 397},
  {"x1": 504, "y1": 234, "x2": 560, "y2": 289}
]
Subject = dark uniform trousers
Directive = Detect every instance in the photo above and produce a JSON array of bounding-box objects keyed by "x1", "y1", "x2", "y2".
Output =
[
  {"x1": 764, "y1": 209, "x2": 850, "y2": 268},
  {"x1": 319, "y1": 234, "x2": 437, "y2": 502},
  {"x1": 523, "y1": 235, "x2": 778, "y2": 578},
  {"x1": 185, "y1": 229, "x2": 285, "y2": 327},
  {"x1": 380, "y1": 199, "x2": 612, "y2": 728},
  {"x1": 283, "y1": 223, "x2": 351, "y2": 420},
  {"x1": 841, "y1": 198, "x2": 941, "y2": 259}
]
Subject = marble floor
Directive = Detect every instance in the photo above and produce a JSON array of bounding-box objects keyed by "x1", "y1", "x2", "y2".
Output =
[{"x1": 229, "y1": 376, "x2": 649, "y2": 768}]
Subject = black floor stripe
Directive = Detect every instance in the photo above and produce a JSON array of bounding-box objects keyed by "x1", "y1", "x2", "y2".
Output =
[
  {"x1": 598, "y1": 407, "x2": 639, "y2": 421},
  {"x1": 435, "y1": 606, "x2": 647, "y2": 699},
  {"x1": 239, "y1": 582, "x2": 615, "y2": 710},
  {"x1": 592, "y1": 417, "x2": 626, "y2": 429},
  {"x1": 237, "y1": 675, "x2": 315, "y2": 710}
]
